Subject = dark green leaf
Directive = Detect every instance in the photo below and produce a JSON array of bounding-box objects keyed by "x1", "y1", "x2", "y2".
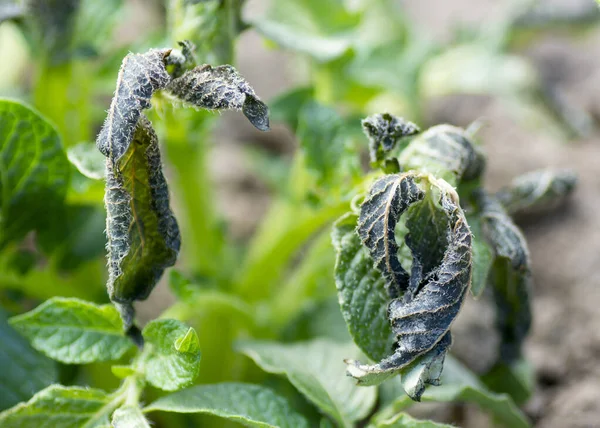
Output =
[
  {"x1": 104, "y1": 116, "x2": 180, "y2": 329},
  {"x1": 0, "y1": 99, "x2": 70, "y2": 249},
  {"x1": 237, "y1": 339, "x2": 376, "y2": 427},
  {"x1": 375, "y1": 412, "x2": 454, "y2": 428},
  {"x1": 0, "y1": 385, "x2": 112, "y2": 427},
  {"x1": 478, "y1": 191, "x2": 532, "y2": 363},
  {"x1": 482, "y1": 359, "x2": 534, "y2": 405},
  {"x1": 361, "y1": 113, "x2": 419, "y2": 163},
  {"x1": 67, "y1": 142, "x2": 105, "y2": 179},
  {"x1": 495, "y1": 168, "x2": 577, "y2": 217},
  {"x1": 398, "y1": 125, "x2": 485, "y2": 186},
  {"x1": 0, "y1": 309, "x2": 56, "y2": 411},
  {"x1": 112, "y1": 406, "x2": 150, "y2": 428},
  {"x1": 269, "y1": 87, "x2": 314, "y2": 130},
  {"x1": 145, "y1": 382, "x2": 310, "y2": 428},
  {"x1": 378, "y1": 356, "x2": 530, "y2": 428},
  {"x1": 140, "y1": 319, "x2": 201, "y2": 391},
  {"x1": 467, "y1": 216, "x2": 494, "y2": 298},
  {"x1": 166, "y1": 64, "x2": 270, "y2": 131},
  {"x1": 8, "y1": 297, "x2": 134, "y2": 364},
  {"x1": 332, "y1": 212, "x2": 392, "y2": 361}
]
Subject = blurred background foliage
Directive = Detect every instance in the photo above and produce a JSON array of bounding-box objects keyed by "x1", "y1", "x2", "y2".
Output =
[{"x1": 0, "y1": 0, "x2": 599, "y2": 426}]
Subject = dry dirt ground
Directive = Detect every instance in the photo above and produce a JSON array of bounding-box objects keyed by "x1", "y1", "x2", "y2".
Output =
[{"x1": 143, "y1": 0, "x2": 600, "y2": 426}]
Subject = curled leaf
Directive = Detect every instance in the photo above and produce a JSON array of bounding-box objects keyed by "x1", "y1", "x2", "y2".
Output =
[
  {"x1": 357, "y1": 174, "x2": 424, "y2": 299},
  {"x1": 96, "y1": 48, "x2": 172, "y2": 161},
  {"x1": 495, "y1": 168, "x2": 577, "y2": 217},
  {"x1": 347, "y1": 174, "x2": 472, "y2": 399},
  {"x1": 105, "y1": 116, "x2": 180, "y2": 331},
  {"x1": 477, "y1": 191, "x2": 532, "y2": 363},
  {"x1": 361, "y1": 113, "x2": 420, "y2": 163},
  {"x1": 166, "y1": 64, "x2": 270, "y2": 131},
  {"x1": 165, "y1": 40, "x2": 197, "y2": 78},
  {"x1": 398, "y1": 125, "x2": 485, "y2": 185}
]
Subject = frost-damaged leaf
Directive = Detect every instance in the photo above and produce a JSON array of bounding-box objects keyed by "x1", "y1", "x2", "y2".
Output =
[
  {"x1": 105, "y1": 116, "x2": 180, "y2": 331},
  {"x1": 96, "y1": 48, "x2": 171, "y2": 161},
  {"x1": 398, "y1": 125, "x2": 485, "y2": 186},
  {"x1": 145, "y1": 382, "x2": 310, "y2": 428},
  {"x1": 112, "y1": 406, "x2": 150, "y2": 428},
  {"x1": 495, "y1": 168, "x2": 577, "y2": 217},
  {"x1": 357, "y1": 174, "x2": 424, "y2": 299},
  {"x1": 139, "y1": 319, "x2": 201, "y2": 391},
  {"x1": 237, "y1": 339, "x2": 377, "y2": 427},
  {"x1": 0, "y1": 385, "x2": 112, "y2": 428},
  {"x1": 477, "y1": 191, "x2": 532, "y2": 363},
  {"x1": 347, "y1": 174, "x2": 472, "y2": 401},
  {"x1": 361, "y1": 113, "x2": 420, "y2": 163},
  {"x1": 333, "y1": 212, "x2": 392, "y2": 361},
  {"x1": 375, "y1": 412, "x2": 454, "y2": 428},
  {"x1": 378, "y1": 356, "x2": 530, "y2": 428},
  {"x1": 166, "y1": 64, "x2": 270, "y2": 131},
  {"x1": 23, "y1": 0, "x2": 81, "y2": 63},
  {"x1": 0, "y1": 99, "x2": 70, "y2": 249},
  {"x1": 8, "y1": 297, "x2": 135, "y2": 364},
  {"x1": 67, "y1": 142, "x2": 106, "y2": 179},
  {"x1": 0, "y1": 309, "x2": 56, "y2": 411}
]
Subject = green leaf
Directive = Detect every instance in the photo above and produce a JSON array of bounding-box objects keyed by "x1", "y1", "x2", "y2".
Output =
[
  {"x1": 482, "y1": 359, "x2": 534, "y2": 406},
  {"x1": 140, "y1": 319, "x2": 201, "y2": 391},
  {"x1": 73, "y1": 0, "x2": 124, "y2": 57},
  {"x1": 145, "y1": 382, "x2": 310, "y2": 428},
  {"x1": 375, "y1": 412, "x2": 454, "y2": 428},
  {"x1": 0, "y1": 385, "x2": 113, "y2": 428},
  {"x1": 397, "y1": 125, "x2": 485, "y2": 186},
  {"x1": 282, "y1": 297, "x2": 350, "y2": 344},
  {"x1": 0, "y1": 99, "x2": 70, "y2": 248},
  {"x1": 104, "y1": 116, "x2": 180, "y2": 330},
  {"x1": 237, "y1": 339, "x2": 377, "y2": 427},
  {"x1": 467, "y1": 216, "x2": 494, "y2": 298},
  {"x1": 8, "y1": 297, "x2": 135, "y2": 364},
  {"x1": 269, "y1": 87, "x2": 314, "y2": 130},
  {"x1": 495, "y1": 168, "x2": 577, "y2": 217},
  {"x1": 332, "y1": 212, "x2": 392, "y2": 361},
  {"x1": 112, "y1": 406, "x2": 150, "y2": 428},
  {"x1": 378, "y1": 356, "x2": 530, "y2": 428},
  {"x1": 67, "y1": 142, "x2": 105, "y2": 179},
  {"x1": 0, "y1": 309, "x2": 56, "y2": 411},
  {"x1": 250, "y1": 0, "x2": 360, "y2": 61}
]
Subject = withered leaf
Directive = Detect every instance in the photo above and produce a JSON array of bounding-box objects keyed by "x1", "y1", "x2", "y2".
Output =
[{"x1": 361, "y1": 113, "x2": 420, "y2": 163}]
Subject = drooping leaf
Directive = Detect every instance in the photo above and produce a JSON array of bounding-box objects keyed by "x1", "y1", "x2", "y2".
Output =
[
  {"x1": 8, "y1": 297, "x2": 135, "y2": 364},
  {"x1": 237, "y1": 339, "x2": 377, "y2": 427},
  {"x1": 23, "y1": 0, "x2": 81, "y2": 64},
  {"x1": 67, "y1": 142, "x2": 106, "y2": 179},
  {"x1": 249, "y1": 0, "x2": 361, "y2": 62},
  {"x1": 477, "y1": 191, "x2": 532, "y2": 364},
  {"x1": 96, "y1": 48, "x2": 171, "y2": 161},
  {"x1": 0, "y1": 309, "x2": 56, "y2": 411},
  {"x1": 347, "y1": 174, "x2": 472, "y2": 401},
  {"x1": 467, "y1": 215, "x2": 494, "y2": 298},
  {"x1": 495, "y1": 168, "x2": 577, "y2": 217},
  {"x1": 144, "y1": 382, "x2": 310, "y2": 428},
  {"x1": 397, "y1": 125, "x2": 485, "y2": 186},
  {"x1": 361, "y1": 113, "x2": 419, "y2": 163},
  {"x1": 332, "y1": 212, "x2": 392, "y2": 361},
  {"x1": 0, "y1": 99, "x2": 70, "y2": 249},
  {"x1": 111, "y1": 406, "x2": 150, "y2": 428},
  {"x1": 378, "y1": 356, "x2": 530, "y2": 428},
  {"x1": 0, "y1": 385, "x2": 112, "y2": 428},
  {"x1": 139, "y1": 319, "x2": 201, "y2": 391},
  {"x1": 375, "y1": 412, "x2": 455, "y2": 428},
  {"x1": 104, "y1": 116, "x2": 180, "y2": 330},
  {"x1": 165, "y1": 64, "x2": 270, "y2": 131}
]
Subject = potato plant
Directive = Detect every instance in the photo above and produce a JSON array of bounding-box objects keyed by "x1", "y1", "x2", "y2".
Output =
[{"x1": 0, "y1": 1, "x2": 578, "y2": 427}]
